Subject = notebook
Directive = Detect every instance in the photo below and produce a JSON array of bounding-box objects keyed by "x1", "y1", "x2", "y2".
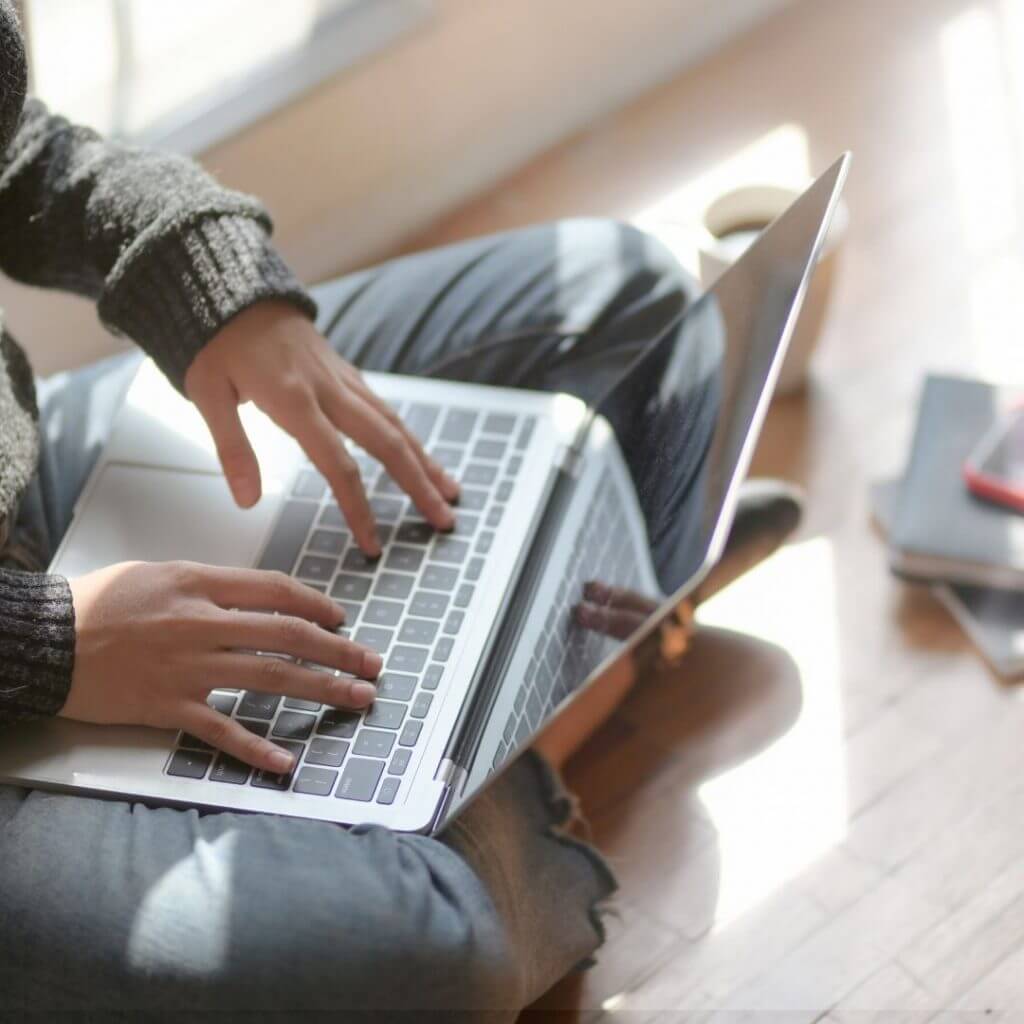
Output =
[
  {"x1": 872, "y1": 478, "x2": 1024, "y2": 680},
  {"x1": 889, "y1": 375, "x2": 1024, "y2": 591}
]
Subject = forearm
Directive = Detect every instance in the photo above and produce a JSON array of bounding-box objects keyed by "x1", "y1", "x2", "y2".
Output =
[
  {"x1": 0, "y1": 99, "x2": 315, "y2": 389},
  {"x1": 0, "y1": 569, "x2": 74, "y2": 723}
]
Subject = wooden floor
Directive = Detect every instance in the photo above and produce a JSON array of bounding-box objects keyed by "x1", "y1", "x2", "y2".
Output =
[{"x1": 408, "y1": 0, "x2": 1023, "y2": 1019}]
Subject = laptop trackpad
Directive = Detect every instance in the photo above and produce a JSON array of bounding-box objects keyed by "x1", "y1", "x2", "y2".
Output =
[{"x1": 50, "y1": 463, "x2": 281, "y2": 578}]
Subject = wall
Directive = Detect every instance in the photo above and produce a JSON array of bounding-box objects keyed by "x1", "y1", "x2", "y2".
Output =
[{"x1": 2, "y1": 0, "x2": 791, "y2": 374}]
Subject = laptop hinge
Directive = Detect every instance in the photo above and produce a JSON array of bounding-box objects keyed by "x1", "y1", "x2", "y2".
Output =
[
  {"x1": 555, "y1": 444, "x2": 583, "y2": 479},
  {"x1": 435, "y1": 757, "x2": 468, "y2": 796}
]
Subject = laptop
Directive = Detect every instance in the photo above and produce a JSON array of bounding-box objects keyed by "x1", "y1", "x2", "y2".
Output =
[{"x1": 0, "y1": 155, "x2": 849, "y2": 833}]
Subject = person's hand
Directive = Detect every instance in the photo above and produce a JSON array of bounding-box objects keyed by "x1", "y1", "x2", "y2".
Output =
[
  {"x1": 62, "y1": 561, "x2": 382, "y2": 774},
  {"x1": 574, "y1": 581, "x2": 658, "y2": 639},
  {"x1": 184, "y1": 301, "x2": 460, "y2": 554}
]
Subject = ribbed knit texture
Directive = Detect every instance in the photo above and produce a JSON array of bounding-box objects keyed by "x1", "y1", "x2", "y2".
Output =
[
  {"x1": 0, "y1": 569, "x2": 74, "y2": 720},
  {"x1": 0, "y1": 0, "x2": 318, "y2": 723}
]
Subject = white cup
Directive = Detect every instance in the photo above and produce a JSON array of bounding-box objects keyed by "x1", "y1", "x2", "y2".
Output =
[{"x1": 697, "y1": 183, "x2": 848, "y2": 395}]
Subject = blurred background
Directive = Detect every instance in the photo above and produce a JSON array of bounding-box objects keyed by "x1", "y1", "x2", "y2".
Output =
[{"x1": 9, "y1": 1, "x2": 1024, "y2": 1018}]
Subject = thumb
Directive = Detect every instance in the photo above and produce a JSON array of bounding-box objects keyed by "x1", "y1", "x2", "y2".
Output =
[{"x1": 190, "y1": 375, "x2": 262, "y2": 508}]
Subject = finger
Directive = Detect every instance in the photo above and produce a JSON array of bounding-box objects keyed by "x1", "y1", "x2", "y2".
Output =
[
  {"x1": 322, "y1": 385, "x2": 454, "y2": 531},
  {"x1": 574, "y1": 600, "x2": 644, "y2": 640},
  {"x1": 216, "y1": 611, "x2": 382, "y2": 678},
  {"x1": 190, "y1": 375, "x2": 262, "y2": 508},
  {"x1": 267, "y1": 392, "x2": 380, "y2": 555},
  {"x1": 214, "y1": 653, "x2": 378, "y2": 709},
  {"x1": 338, "y1": 365, "x2": 460, "y2": 502},
  {"x1": 582, "y1": 580, "x2": 659, "y2": 615},
  {"x1": 202, "y1": 566, "x2": 344, "y2": 628},
  {"x1": 179, "y1": 702, "x2": 300, "y2": 774}
]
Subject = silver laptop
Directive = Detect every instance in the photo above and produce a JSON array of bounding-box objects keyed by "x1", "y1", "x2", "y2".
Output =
[{"x1": 0, "y1": 156, "x2": 849, "y2": 833}]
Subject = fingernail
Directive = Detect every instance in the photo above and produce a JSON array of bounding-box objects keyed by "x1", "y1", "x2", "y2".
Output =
[
  {"x1": 267, "y1": 749, "x2": 294, "y2": 773},
  {"x1": 362, "y1": 651, "x2": 383, "y2": 677},
  {"x1": 352, "y1": 681, "x2": 377, "y2": 705},
  {"x1": 439, "y1": 508, "x2": 455, "y2": 531}
]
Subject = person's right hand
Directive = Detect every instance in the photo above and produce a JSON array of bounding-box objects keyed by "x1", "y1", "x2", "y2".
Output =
[{"x1": 62, "y1": 561, "x2": 382, "y2": 775}]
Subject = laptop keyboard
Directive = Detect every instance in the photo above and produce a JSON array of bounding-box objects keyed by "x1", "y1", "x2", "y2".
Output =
[
  {"x1": 165, "y1": 402, "x2": 536, "y2": 806},
  {"x1": 492, "y1": 470, "x2": 644, "y2": 770}
]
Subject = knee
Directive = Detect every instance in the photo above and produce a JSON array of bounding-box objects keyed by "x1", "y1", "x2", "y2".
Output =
[{"x1": 550, "y1": 215, "x2": 700, "y2": 329}]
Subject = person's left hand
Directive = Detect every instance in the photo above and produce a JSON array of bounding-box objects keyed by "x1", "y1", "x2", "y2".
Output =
[{"x1": 184, "y1": 301, "x2": 459, "y2": 554}]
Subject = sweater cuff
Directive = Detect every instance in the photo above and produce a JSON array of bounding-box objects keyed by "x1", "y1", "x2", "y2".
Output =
[
  {"x1": 98, "y1": 213, "x2": 319, "y2": 391},
  {"x1": 0, "y1": 570, "x2": 75, "y2": 722}
]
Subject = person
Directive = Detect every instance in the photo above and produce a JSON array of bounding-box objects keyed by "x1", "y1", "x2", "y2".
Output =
[{"x1": 0, "y1": 4, "x2": 801, "y2": 1018}]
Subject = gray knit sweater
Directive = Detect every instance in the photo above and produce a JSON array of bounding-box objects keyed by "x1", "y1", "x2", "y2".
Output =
[{"x1": 0, "y1": 1, "x2": 316, "y2": 722}]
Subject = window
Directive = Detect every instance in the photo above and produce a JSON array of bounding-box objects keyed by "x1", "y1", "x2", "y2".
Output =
[{"x1": 24, "y1": 0, "x2": 431, "y2": 153}]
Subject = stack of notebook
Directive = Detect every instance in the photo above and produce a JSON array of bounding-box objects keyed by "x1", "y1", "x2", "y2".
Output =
[{"x1": 872, "y1": 374, "x2": 1024, "y2": 679}]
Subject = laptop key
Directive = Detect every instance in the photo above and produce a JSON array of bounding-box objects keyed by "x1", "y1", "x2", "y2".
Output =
[
  {"x1": 385, "y1": 546, "x2": 424, "y2": 574},
  {"x1": 284, "y1": 698, "x2": 321, "y2": 712},
  {"x1": 178, "y1": 732, "x2": 212, "y2": 752},
  {"x1": 388, "y1": 748, "x2": 412, "y2": 775},
  {"x1": 369, "y1": 496, "x2": 403, "y2": 522},
  {"x1": 293, "y1": 766, "x2": 338, "y2": 797},
  {"x1": 308, "y1": 529, "x2": 348, "y2": 555},
  {"x1": 343, "y1": 549, "x2": 380, "y2": 574},
  {"x1": 465, "y1": 558, "x2": 484, "y2": 582},
  {"x1": 429, "y1": 446, "x2": 464, "y2": 470},
  {"x1": 375, "y1": 474, "x2": 404, "y2": 495},
  {"x1": 377, "y1": 777, "x2": 401, "y2": 805},
  {"x1": 374, "y1": 572, "x2": 415, "y2": 601},
  {"x1": 168, "y1": 749, "x2": 212, "y2": 779},
  {"x1": 272, "y1": 711, "x2": 317, "y2": 741},
  {"x1": 455, "y1": 584, "x2": 475, "y2": 609},
  {"x1": 410, "y1": 693, "x2": 433, "y2": 719},
  {"x1": 439, "y1": 408, "x2": 478, "y2": 443},
  {"x1": 354, "y1": 626, "x2": 394, "y2": 654},
  {"x1": 207, "y1": 692, "x2": 237, "y2": 716},
  {"x1": 473, "y1": 439, "x2": 506, "y2": 461},
  {"x1": 422, "y1": 664, "x2": 444, "y2": 691},
  {"x1": 336, "y1": 600, "x2": 362, "y2": 626},
  {"x1": 239, "y1": 719, "x2": 270, "y2": 738},
  {"x1": 444, "y1": 611, "x2": 464, "y2": 635},
  {"x1": 506, "y1": 455, "x2": 522, "y2": 476},
  {"x1": 398, "y1": 720, "x2": 423, "y2": 747},
  {"x1": 377, "y1": 672, "x2": 417, "y2": 701},
  {"x1": 319, "y1": 503, "x2": 346, "y2": 528},
  {"x1": 210, "y1": 754, "x2": 250, "y2": 785},
  {"x1": 365, "y1": 700, "x2": 407, "y2": 731},
  {"x1": 516, "y1": 416, "x2": 536, "y2": 451},
  {"x1": 456, "y1": 487, "x2": 487, "y2": 511},
  {"x1": 398, "y1": 618, "x2": 439, "y2": 646},
  {"x1": 482, "y1": 412, "x2": 516, "y2": 435},
  {"x1": 396, "y1": 521, "x2": 435, "y2": 545},
  {"x1": 237, "y1": 691, "x2": 281, "y2": 720},
  {"x1": 336, "y1": 757, "x2": 384, "y2": 801},
  {"x1": 318, "y1": 709, "x2": 360, "y2": 738},
  {"x1": 463, "y1": 463, "x2": 497, "y2": 486},
  {"x1": 362, "y1": 599, "x2": 404, "y2": 627},
  {"x1": 297, "y1": 555, "x2": 337, "y2": 583},
  {"x1": 432, "y1": 537, "x2": 469, "y2": 564},
  {"x1": 353, "y1": 729, "x2": 395, "y2": 759},
  {"x1": 387, "y1": 645, "x2": 428, "y2": 673},
  {"x1": 486, "y1": 506, "x2": 504, "y2": 528},
  {"x1": 406, "y1": 403, "x2": 441, "y2": 444},
  {"x1": 410, "y1": 590, "x2": 449, "y2": 619},
  {"x1": 475, "y1": 532, "x2": 494, "y2": 555},
  {"x1": 292, "y1": 469, "x2": 327, "y2": 500},
  {"x1": 433, "y1": 637, "x2": 454, "y2": 663},
  {"x1": 453, "y1": 512, "x2": 479, "y2": 536},
  {"x1": 305, "y1": 737, "x2": 349, "y2": 767},
  {"x1": 421, "y1": 565, "x2": 458, "y2": 591},
  {"x1": 331, "y1": 575, "x2": 372, "y2": 602},
  {"x1": 503, "y1": 712, "x2": 516, "y2": 744},
  {"x1": 258, "y1": 500, "x2": 317, "y2": 574},
  {"x1": 251, "y1": 741, "x2": 302, "y2": 789},
  {"x1": 496, "y1": 480, "x2": 514, "y2": 503}
]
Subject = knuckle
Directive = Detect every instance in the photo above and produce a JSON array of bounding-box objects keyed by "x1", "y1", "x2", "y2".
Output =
[
  {"x1": 277, "y1": 616, "x2": 309, "y2": 648},
  {"x1": 258, "y1": 655, "x2": 287, "y2": 683}
]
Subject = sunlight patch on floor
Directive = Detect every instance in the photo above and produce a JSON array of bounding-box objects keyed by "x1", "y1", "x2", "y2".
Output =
[{"x1": 694, "y1": 537, "x2": 848, "y2": 928}]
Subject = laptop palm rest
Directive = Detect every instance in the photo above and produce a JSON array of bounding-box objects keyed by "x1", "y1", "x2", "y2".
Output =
[{"x1": 51, "y1": 463, "x2": 282, "y2": 579}]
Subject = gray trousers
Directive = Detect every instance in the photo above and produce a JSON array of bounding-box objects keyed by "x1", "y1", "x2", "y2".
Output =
[{"x1": 1, "y1": 218, "x2": 695, "y2": 1021}]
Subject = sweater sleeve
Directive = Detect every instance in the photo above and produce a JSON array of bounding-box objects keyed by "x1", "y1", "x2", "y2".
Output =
[
  {"x1": 0, "y1": 570, "x2": 75, "y2": 722},
  {"x1": 0, "y1": 98, "x2": 317, "y2": 390}
]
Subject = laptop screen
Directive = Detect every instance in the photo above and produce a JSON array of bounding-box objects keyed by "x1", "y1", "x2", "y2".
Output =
[{"x1": 446, "y1": 156, "x2": 848, "y2": 822}]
